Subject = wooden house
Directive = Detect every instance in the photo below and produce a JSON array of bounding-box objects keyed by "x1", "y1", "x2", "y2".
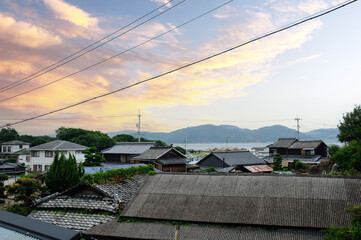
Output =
[{"x1": 130, "y1": 147, "x2": 187, "y2": 172}]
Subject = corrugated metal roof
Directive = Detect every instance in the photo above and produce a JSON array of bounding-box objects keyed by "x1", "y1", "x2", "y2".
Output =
[
  {"x1": 121, "y1": 173, "x2": 361, "y2": 229},
  {"x1": 244, "y1": 165, "x2": 273, "y2": 173},
  {"x1": 0, "y1": 226, "x2": 39, "y2": 240},
  {"x1": 101, "y1": 142, "x2": 155, "y2": 154}
]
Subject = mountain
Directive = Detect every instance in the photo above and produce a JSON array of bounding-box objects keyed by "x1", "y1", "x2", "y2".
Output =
[{"x1": 107, "y1": 124, "x2": 339, "y2": 144}]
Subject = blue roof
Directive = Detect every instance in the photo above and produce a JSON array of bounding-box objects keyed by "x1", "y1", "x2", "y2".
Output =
[
  {"x1": 0, "y1": 225, "x2": 39, "y2": 240},
  {"x1": 84, "y1": 164, "x2": 161, "y2": 174}
]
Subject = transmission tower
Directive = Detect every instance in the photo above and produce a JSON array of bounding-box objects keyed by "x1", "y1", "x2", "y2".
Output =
[{"x1": 295, "y1": 116, "x2": 301, "y2": 140}]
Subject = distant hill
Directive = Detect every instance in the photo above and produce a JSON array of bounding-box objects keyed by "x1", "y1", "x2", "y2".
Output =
[{"x1": 108, "y1": 124, "x2": 339, "y2": 144}]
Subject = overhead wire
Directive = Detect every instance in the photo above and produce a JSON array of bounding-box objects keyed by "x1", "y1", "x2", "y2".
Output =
[
  {"x1": 0, "y1": 0, "x2": 182, "y2": 93},
  {"x1": 0, "y1": 0, "x2": 357, "y2": 128},
  {"x1": 0, "y1": 0, "x2": 232, "y2": 103}
]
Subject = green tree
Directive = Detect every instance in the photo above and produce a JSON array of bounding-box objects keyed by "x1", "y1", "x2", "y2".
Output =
[
  {"x1": 56, "y1": 127, "x2": 115, "y2": 151},
  {"x1": 7, "y1": 177, "x2": 43, "y2": 207},
  {"x1": 338, "y1": 105, "x2": 361, "y2": 143},
  {"x1": 333, "y1": 141, "x2": 361, "y2": 172},
  {"x1": 174, "y1": 146, "x2": 186, "y2": 155},
  {"x1": 324, "y1": 205, "x2": 361, "y2": 240},
  {"x1": 113, "y1": 134, "x2": 138, "y2": 142},
  {"x1": 0, "y1": 173, "x2": 8, "y2": 204},
  {"x1": 83, "y1": 147, "x2": 106, "y2": 166},
  {"x1": 328, "y1": 144, "x2": 341, "y2": 158},
  {"x1": 45, "y1": 152, "x2": 84, "y2": 193},
  {"x1": 0, "y1": 128, "x2": 19, "y2": 143},
  {"x1": 273, "y1": 153, "x2": 283, "y2": 171}
]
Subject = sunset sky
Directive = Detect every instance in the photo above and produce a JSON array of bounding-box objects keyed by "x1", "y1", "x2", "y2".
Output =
[{"x1": 0, "y1": 0, "x2": 360, "y2": 136}]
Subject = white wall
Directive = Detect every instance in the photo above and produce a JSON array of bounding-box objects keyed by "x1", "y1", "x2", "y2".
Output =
[
  {"x1": 1, "y1": 144, "x2": 30, "y2": 153},
  {"x1": 29, "y1": 150, "x2": 85, "y2": 171}
]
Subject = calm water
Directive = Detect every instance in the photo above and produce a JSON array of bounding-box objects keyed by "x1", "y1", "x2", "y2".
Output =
[{"x1": 173, "y1": 142, "x2": 272, "y2": 151}]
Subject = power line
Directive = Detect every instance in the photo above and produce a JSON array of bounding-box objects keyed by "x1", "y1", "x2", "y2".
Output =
[
  {"x1": 0, "y1": 0, "x2": 185, "y2": 94},
  {"x1": 0, "y1": 0, "x2": 356, "y2": 128},
  {"x1": 303, "y1": 119, "x2": 337, "y2": 127},
  {"x1": 0, "y1": 0, "x2": 232, "y2": 103}
]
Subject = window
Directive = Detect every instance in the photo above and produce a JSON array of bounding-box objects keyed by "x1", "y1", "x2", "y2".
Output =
[
  {"x1": 45, "y1": 151, "x2": 53, "y2": 158},
  {"x1": 45, "y1": 165, "x2": 51, "y2": 171},
  {"x1": 19, "y1": 145, "x2": 23, "y2": 149},
  {"x1": 33, "y1": 165, "x2": 42, "y2": 171},
  {"x1": 7, "y1": 146, "x2": 11, "y2": 152},
  {"x1": 31, "y1": 151, "x2": 40, "y2": 157},
  {"x1": 2, "y1": 146, "x2": 6, "y2": 152},
  {"x1": 26, "y1": 156, "x2": 30, "y2": 162}
]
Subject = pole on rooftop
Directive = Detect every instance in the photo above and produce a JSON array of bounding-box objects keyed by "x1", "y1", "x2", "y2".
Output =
[{"x1": 174, "y1": 225, "x2": 180, "y2": 240}]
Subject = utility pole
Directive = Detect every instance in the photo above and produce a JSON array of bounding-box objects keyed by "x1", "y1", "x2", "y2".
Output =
[
  {"x1": 137, "y1": 109, "x2": 141, "y2": 142},
  {"x1": 295, "y1": 116, "x2": 301, "y2": 140}
]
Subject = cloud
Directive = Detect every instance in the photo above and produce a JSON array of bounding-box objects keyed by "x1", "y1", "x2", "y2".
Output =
[
  {"x1": 0, "y1": 12, "x2": 62, "y2": 48},
  {"x1": 149, "y1": 0, "x2": 172, "y2": 7},
  {"x1": 43, "y1": 0, "x2": 98, "y2": 28}
]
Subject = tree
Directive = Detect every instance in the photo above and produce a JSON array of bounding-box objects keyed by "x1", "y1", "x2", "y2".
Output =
[
  {"x1": 0, "y1": 173, "x2": 8, "y2": 204},
  {"x1": 338, "y1": 105, "x2": 361, "y2": 143},
  {"x1": 7, "y1": 177, "x2": 43, "y2": 207},
  {"x1": 174, "y1": 146, "x2": 186, "y2": 155},
  {"x1": 56, "y1": 127, "x2": 115, "y2": 151},
  {"x1": 273, "y1": 153, "x2": 283, "y2": 171},
  {"x1": 0, "y1": 128, "x2": 19, "y2": 143},
  {"x1": 324, "y1": 205, "x2": 361, "y2": 240},
  {"x1": 113, "y1": 134, "x2": 138, "y2": 142},
  {"x1": 333, "y1": 141, "x2": 361, "y2": 172},
  {"x1": 83, "y1": 147, "x2": 106, "y2": 166},
  {"x1": 45, "y1": 152, "x2": 84, "y2": 193},
  {"x1": 328, "y1": 144, "x2": 341, "y2": 158}
]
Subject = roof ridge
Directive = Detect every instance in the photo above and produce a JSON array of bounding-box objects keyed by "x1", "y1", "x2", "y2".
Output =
[{"x1": 53, "y1": 140, "x2": 65, "y2": 150}]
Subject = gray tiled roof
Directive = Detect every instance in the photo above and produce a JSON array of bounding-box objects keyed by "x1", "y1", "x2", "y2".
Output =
[
  {"x1": 29, "y1": 140, "x2": 87, "y2": 150},
  {"x1": 121, "y1": 173, "x2": 361, "y2": 228},
  {"x1": 268, "y1": 138, "x2": 298, "y2": 148},
  {"x1": 86, "y1": 220, "x2": 324, "y2": 239},
  {"x1": 28, "y1": 211, "x2": 115, "y2": 231},
  {"x1": 37, "y1": 195, "x2": 118, "y2": 213},
  {"x1": 264, "y1": 155, "x2": 322, "y2": 163},
  {"x1": 96, "y1": 175, "x2": 146, "y2": 207},
  {"x1": 157, "y1": 158, "x2": 187, "y2": 165},
  {"x1": 132, "y1": 147, "x2": 173, "y2": 160},
  {"x1": 101, "y1": 142, "x2": 155, "y2": 154},
  {"x1": 1, "y1": 140, "x2": 30, "y2": 145},
  {"x1": 289, "y1": 140, "x2": 324, "y2": 149},
  {"x1": 13, "y1": 149, "x2": 30, "y2": 155},
  {"x1": 200, "y1": 151, "x2": 265, "y2": 166}
]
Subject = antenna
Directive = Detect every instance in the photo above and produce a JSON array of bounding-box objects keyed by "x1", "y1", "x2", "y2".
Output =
[
  {"x1": 137, "y1": 109, "x2": 142, "y2": 142},
  {"x1": 295, "y1": 116, "x2": 301, "y2": 140}
]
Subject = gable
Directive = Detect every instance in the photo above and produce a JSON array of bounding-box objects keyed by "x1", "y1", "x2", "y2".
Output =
[{"x1": 198, "y1": 154, "x2": 228, "y2": 167}]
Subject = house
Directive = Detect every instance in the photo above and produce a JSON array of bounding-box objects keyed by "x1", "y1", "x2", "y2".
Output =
[
  {"x1": 101, "y1": 142, "x2": 156, "y2": 163},
  {"x1": 0, "y1": 209, "x2": 86, "y2": 240},
  {"x1": 268, "y1": 138, "x2": 328, "y2": 157},
  {"x1": 0, "y1": 140, "x2": 30, "y2": 160},
  {"x1": 267, "y1": 138, "x2": 298, "y2": 155},
  {"x1": 28, "y1": 140, "x2": 87, "y2": 171},
  {"x1": 29, "y1": 175, "x2": 146, "y2": 231},
  {"x1": 86, "y1": 173, "x2": 361, "y2": 239},
  {"x1": 130, "y1": 146, "x2": 187, "y2": 172},
  {"x1": 0, "y1": 160, "x2": 26, "y2": 175},
  {"x1": 197, "y1": 151, "x2": 268, "y2": 172}
]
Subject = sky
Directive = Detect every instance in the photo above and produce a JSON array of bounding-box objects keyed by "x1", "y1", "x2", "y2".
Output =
[{"x1": 0, "y1": 0, "x2": 360, "y2": 136}]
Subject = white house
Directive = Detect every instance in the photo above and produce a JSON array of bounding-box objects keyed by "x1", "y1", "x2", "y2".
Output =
[
  {"x1": 0, "y1": 140, "x2": 30, "y2": 154},
  {"x1": 26, "y1": 140, "x2": 87, "y2": 171}
]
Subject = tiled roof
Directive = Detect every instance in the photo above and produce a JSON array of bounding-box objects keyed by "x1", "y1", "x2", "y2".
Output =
[
  {"x1": 132, "y1": 147, "x2": 173, "y2": 160},
  {"x1": 86, "y1": 220, "x2": 324, "y2": 239},
  {"x1": 121, "y1": 173, "x2": 361, "y2": 228},
  {"x1": 28, "y1": 211, "x2": 115, "y2": 231},
  {"x1": 101, "y1": 142, "x2": 156, "y2": 154},
  {"x1": 157, "y1": 158, "x2": 187, "y2": 165},
  {"x1": 1, "y1": 140, "x2": 30, "y2": 145},
  {"x1": 267, "y1": 138, "x2": 298, "y2": 148},
  {"x1": 37, "y1": 195, "x2": 118, "y2": 213},
  {"x1": 264, "y1": 155, "x2": 322, "y2": 163},
  {"x1": 30, "y1": 175, "x2": 146, "y2": 231},
  {"x1": 13, "y1": 148, "x2": 30, "y2": 155},
  {"x1": 199, "y1": 151, "x2": 265, "y2": 166},
  {"x1": 96, "y1": 175, "x2": 146, "y2": 207},
  {"x1": 29, "y1": 140, "x2": 87, "y2": 150},
  {"x1": 289, "y1": 140, "x2": 325, "y2": 149}
]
